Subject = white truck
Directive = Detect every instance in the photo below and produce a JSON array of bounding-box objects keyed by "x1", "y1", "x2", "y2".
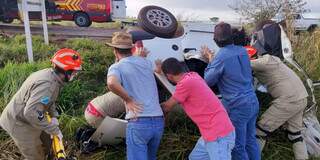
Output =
[{"x1": 273, "y1": 13, "x2": 320, "y2": 32}]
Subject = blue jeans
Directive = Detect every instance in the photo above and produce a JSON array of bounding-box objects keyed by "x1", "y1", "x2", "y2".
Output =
[
  {"x1": 189, "y1": 131, "x2": 236, "y2": 160},
  {"x1": 126, "y1": 117, "x2": 164, "y2": 160},
  {"x1": 226, "y1": 95, "x2": 260, "y2": 160}
]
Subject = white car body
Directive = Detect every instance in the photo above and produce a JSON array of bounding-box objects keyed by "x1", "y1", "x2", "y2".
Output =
[
  {"x1": 143, "y1": 22, "x2": 219, "y2": 93},
  {"x1": 273, "y1": 13, "x2": 320, "y2": 31}
]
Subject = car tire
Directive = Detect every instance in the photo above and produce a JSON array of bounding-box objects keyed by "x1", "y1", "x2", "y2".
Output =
[
  {"x1": 138, "y1": 5, "x2": 178, "y2": 38},
  {"x1": 2, "y1": 17, "x2": 14, "y2": 24},
  {"x1": 74, "y1": 12, "x2": 91, "y2": 27}
]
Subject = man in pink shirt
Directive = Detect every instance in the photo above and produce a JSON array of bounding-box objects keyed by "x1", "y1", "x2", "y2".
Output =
[{"x1": 159, "y1": 58, "x2": 235, "y2": 160}]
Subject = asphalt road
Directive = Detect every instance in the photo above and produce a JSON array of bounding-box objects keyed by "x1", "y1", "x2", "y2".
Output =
[{"x1": 0, "y1": 23, "x2": 121, "y2": 40}]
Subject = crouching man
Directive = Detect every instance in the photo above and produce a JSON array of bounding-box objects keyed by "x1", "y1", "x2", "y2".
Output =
[
  {"x1": 0, "y1": 48, "x2": 82, "y2": 160},
  {"x1": 84, "y1": 91, "x2": 126, "y2": 128},
  {"x1": 251, "y1": 21, "x2": 309, "y2": 160},
  {"x1": 160, "y1": 58, "x2": 235, "y2": 160}
]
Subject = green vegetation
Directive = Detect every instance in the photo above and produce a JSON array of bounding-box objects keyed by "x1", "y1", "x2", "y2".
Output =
[
  {"x1": 0, "y1": 35, "x2": 58, "y2": 67},
  {"x1": 294, "y1": 31, "x2": 320, "y2": 80},
  {"x1": 0, "y1": 30, "x2": 319, "y2": 159}
]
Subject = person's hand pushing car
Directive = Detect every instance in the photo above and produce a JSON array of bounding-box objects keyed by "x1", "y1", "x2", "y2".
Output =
[
  {"x1": 155, "y1": 59, "x2": 163, "y2": 74},
  {"x1": 200, "y1": 45, "x2": 215, "y2": 62}
]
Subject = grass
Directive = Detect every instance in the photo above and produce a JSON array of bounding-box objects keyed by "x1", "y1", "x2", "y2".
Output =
[
  {"x1": 0, "y1": 61, "x2": 50, "y2": 111},
  {"x1": 293, "y1": 30, "x2": 320, "y2": 80},
  {"x1": 0, "y1": 29, "x2": 320, "y2": 160},
  {"x1": 0, "y1": 35, "x2": 58, "y2": 67}
]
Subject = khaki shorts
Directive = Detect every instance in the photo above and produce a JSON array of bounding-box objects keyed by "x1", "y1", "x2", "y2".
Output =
[{"x1": 258, "y1": 98, "x2": 307, "y2": 133}]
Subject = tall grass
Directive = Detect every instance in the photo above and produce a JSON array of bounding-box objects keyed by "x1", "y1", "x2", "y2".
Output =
[
  {"x1": 0, "y1": 35, "x2": 58, "y2": 67},
  {"x1": 293, "y1": 30, "x2": 320, "y2": 80},
  {"x1": 0, "y1": 61, "x2": 50, "y2": 111}
]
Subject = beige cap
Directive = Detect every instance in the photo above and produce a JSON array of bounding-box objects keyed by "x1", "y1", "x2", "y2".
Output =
[{"x1": 106, "y1": 32, "x2": 134, "y2": 49}]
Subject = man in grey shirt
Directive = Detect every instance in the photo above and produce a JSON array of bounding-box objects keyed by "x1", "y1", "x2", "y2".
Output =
[{"x1": 106, "y1": 32, "x2": 164, "y2": 160}]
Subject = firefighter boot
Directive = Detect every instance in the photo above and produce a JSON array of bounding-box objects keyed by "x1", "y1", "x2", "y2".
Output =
[{"x1": 288, "y1": 131, "x2": 309, "y2": 160}]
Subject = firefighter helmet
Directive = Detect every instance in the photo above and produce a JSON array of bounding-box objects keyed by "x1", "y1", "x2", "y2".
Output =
[{"x1": 51, "y1": 48, "x2": 82, "y2": 71}]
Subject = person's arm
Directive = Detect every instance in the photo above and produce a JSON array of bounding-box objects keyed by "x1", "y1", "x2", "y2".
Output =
[
  {"x1": 107, "y1": 76, "x2": 131, "y2": 102},
  {"x1": 107, "y1": 76, "x2": 143, "y2": 116},
  {"x1": 24, "y1": 82, "x2": 61, "y2": 136},
  {"x1": 133, "y1": 47, "x2": 150, "y2": 58},
  {"x1": 154, "y1": 59, "x2": 163, "y2": 74},
  {"x1": 250, "y1": 55, "x2": 269, "y2": 72},
  {"x1": 200, "y1": 45, "x2": 215, "y2": 63},
  {"x1": 204, "y1": 59, "x2": 224, "y2": 87},
  {"x1": 161, "y1": 78, "x2": 189, "y2": 113},
  {"x1": 161, "y1": 97, "x2": 178, "y2": 113},
  {"x1": 48, "y1": 103, "x2": 59, "y2": 118}
]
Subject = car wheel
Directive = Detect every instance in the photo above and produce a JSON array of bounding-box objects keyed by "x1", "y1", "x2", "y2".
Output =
[
  {"x1": 2, "y1": 17, "x2": 14, "y2": 24},
  {"x1": 138, "y1": 5, "x2": 178, "y2": 38},
  {"x1": 74, "y1": 12, "x2": 91, "y2": 27}
]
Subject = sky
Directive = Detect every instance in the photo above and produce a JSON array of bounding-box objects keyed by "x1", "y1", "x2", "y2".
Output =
[{"x1": 126, "y1": 0, "x2": 320, "y2": 22}]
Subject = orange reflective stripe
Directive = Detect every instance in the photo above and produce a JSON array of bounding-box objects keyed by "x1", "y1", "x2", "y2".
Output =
[{"x1": 86, "y1": 103, "x2": 104, "y2": 117}]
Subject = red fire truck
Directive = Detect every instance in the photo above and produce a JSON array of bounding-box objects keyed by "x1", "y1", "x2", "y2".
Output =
[{"x1": 0, "y1": 0, "x2": 126, "y2": 27}]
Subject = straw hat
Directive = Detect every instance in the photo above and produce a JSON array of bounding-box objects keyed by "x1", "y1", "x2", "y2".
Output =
[{"x1": 106, "y1": 32, "x2": 134, "y2": 49}]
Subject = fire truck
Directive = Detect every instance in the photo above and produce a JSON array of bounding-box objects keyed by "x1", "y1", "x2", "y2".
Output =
[
  {"x1": 0, "y1": 0, "x2": 126, "y2": 27},
  {"x1": 0, "y1": 0, "x2": 19, "y2": 23}
]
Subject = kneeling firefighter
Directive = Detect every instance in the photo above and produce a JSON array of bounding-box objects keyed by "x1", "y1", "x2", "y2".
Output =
[
  {"x1": 0, "y1": 48, "x2": 82, "y2": 160},
  {"x1": 250, "y1": 21, "x2": 309, "y2": 160}
]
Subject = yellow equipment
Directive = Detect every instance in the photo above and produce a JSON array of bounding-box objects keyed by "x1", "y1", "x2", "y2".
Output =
[{"x1": 46, "y1": 112, "x2": 68, "y2": 160}]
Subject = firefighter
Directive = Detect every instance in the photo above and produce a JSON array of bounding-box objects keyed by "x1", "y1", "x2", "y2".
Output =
[
  {"x1": 0, "y1": 48, "x2": 82, "y2": 160},
  {"x1": 251, "y1": 21, "x2": 309, "y2": 160}
]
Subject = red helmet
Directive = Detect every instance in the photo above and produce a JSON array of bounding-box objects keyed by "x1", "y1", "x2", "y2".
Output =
[
  {"x1": 51, "y1": 48, "x2": 82, "y2": 71},
  {"x1": 244, "y1": 46, "x2": 257, "y2": 60}
]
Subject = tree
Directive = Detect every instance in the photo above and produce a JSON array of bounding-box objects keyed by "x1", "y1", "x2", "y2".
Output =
[{"x1": 229, "y1": 0, "x2": 308, "y2": 23}]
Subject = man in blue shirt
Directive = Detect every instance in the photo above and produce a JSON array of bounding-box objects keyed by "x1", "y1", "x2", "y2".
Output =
[
  {"x1": 106, "y1": 32, "x2": 164, "y2": 160},
  {"x1": 202, "y1": 22, "x2": 260, "y2": 160}
]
